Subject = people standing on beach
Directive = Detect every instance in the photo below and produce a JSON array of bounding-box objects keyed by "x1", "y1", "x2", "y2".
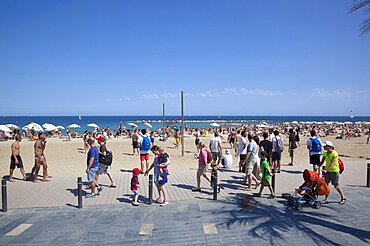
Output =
[
  {"x1": 194, "y1": 129, "x2": 200, "y2": 149},
  {"x1": 192, "y1": 142, "x2": 211, "y2": 192},
  {"x1": 320, "y1": 141, "x2": 346, "y2": 205},
  {"x1": 95, "y1": 136, "x2": 116, "y2": 188},
  {"x1": 83, "y1": 131, "x2": 90, "y2": 153},
  {"x1": 228, "y1": 129, "x2": 236, "y2": 149},
  {"x1": 259, "y1": 132, "x2": 272, "y2": 167},
  {"x1": 244, "y1": 134, "x2": 260, "y2": 191},
  {"x1": 139, "y1": 129, "x2": 151, "y2": 173},
  {"x1": 272, "y1": 130, "x2": 283, "y2": 173},
  {"x1": 66, "y1": 129, "x2": 71, "y2": 141},
  {"x1": 238, "y1": 130, "x2": 248, "y2": 172},
  {"x1": 32, "y1": 133, "x2": 50, "y2": 182},
  {"x1": 85, "y1": 137, "x2": 101, "y2": 198},
  {"x1": 174, "y1": 129, "x2": 180, "y2": 149},
  {"x1": 306, "y1": 130, "x2": 322, "y2": 171},
  {"x1": 9, "y1": 135, "x2": 27, "y2": 182},
  {"x1": 132, "y1": 129, "x2": 140, "y2": 156},
  {"x1": 209, "y1": 132, "x2": 222, "y2": 165},
  {"x1": 288, "y1": 128, "x2": 297, "y2": 166}
]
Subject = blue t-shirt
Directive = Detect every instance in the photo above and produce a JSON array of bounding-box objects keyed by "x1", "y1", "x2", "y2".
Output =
[{"x1": 87, "y1": 146, "x2": 99, "y2": 169}]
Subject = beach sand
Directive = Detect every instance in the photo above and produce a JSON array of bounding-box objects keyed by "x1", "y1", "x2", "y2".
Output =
[{"x1": 0, "y1": 134, "x2": 369, "y2": 178}]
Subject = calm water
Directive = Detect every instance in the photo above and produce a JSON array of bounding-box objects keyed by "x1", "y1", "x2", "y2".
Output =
[{"x1": 1, "y1": 115, "x2": 369, "y2": 133}]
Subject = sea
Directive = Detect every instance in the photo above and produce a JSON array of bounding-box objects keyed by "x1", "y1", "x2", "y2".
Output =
[{"x1": 1, "y1": 116, "x2": 369, "y2": 133}]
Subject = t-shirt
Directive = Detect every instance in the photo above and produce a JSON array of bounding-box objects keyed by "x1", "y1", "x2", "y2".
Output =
[
  {"x1": 198, "y1": 149, "x2": 208, "y2": 166},
  {"x1": 210, "y1": 137, "x2": 221, "y2": 153},
  {"x1": 222, "y1": 154, "x2": 233, "y2": 168},
  {"x1": 238, "y1": 137, "x2": 247, "y2": 155},
  {"x1": 247, "y1": 140, "x2": 257, "y2": 162},
  {"x1": 259, "y1": 140, "x2": 272, "y2": 159},
  {"x1": 87, "y1": 146, "x2": 99, "y2": 169},
  {"x1": 130, "y1": 176, "x2": 139, "y2": 191},
  {"x1": 306, "y1": 137, "x2": 322, "y2": 155},
  {"x1": 272, "y1": 136, "x2": 283, "y2": 153},
  {"x1": 323, "y1": 150, "x2": 339, "y2": 173},
  {"x1": 289, "y1": 134, "x2": 297, "y2": 149},
  {"x1": 261, "y1": 160, "x2": 270, "y2": 179}
]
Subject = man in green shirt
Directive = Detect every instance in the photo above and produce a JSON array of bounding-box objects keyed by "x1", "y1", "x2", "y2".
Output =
[
  {"x1": 255, "y1": 151, "x2": 275, "y2": 198},
  {"x1": 320, "y1": 141, "x2": 346, "y2": 204}
]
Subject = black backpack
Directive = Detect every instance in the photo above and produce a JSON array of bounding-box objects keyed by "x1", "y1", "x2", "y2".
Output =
[{"x1": 99, "y1": 150, "x2": 113, "y2": 166}]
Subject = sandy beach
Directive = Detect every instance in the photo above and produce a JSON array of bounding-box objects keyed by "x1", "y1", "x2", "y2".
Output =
[{"x1": 1, "y1": 134, "x2": 369, "y2": 178}]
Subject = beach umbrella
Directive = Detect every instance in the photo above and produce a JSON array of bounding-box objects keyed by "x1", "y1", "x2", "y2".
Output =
[
  {"x1": 42, "y1": 123, "x2": 58, "y2": 131},
  {"x1": 291, "y1": 121, "x2": 299, "y2": 125},
  {"x1": 210, "y1": 123, "x2": 220, "y2": 127},
  {"x1": 317, "y1": 121, "x2": 323, "y2": 124},
  {"x1": 365, "y1": 122, "x2": 370, "y2": 125},
  {"x1": 23, "y1": 122, "x2": 44, "y2": 132},
  {"x1": 68, "y1": 124, "x2": 81, "y2": 129},
  {"x1": 305, "y1": 121, "x2": 313, "y2": 124},
  {"x1": 87, "y1": 123, "x2": 99, "y2": 128},
  {"x1": 144, "y1": 122, "x2": 153, "y2": 128},
  {"x1": 299, "y1": 121, "x2": 305, "y2": 124},
  {"x1": 355, "y1": 121, "x2": 362, "y2": 124},
  {"x1": 256, "y1": 124, "x2": 269, "y2": 128},
  {"x1": 6, "y1": 124, "x2": 19, "y2": 130},
  {"x1": 0, "y1": 125, "x2": 11, "y2": 132},
  {"x1": 128, "y1": 123, "x2": 138, "y2": 128},
  {"x1": 56, "y1": 126, "x2": 65, "y2": 130},
  {"x1": 344, "y1": 121, "x2": 353, "y2": 124},
  {"x1": 324, "y1": 121, "x2": 333, "y2": 125}
]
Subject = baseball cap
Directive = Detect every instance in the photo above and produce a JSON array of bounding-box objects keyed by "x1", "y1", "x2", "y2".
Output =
[
  {"x1": 322, "y1": 141, "x2": 333, "y2": 147},
  {"x1": 97, "y1": 136, "x2": 105, "y2": 142},
  {"x1": 132, "y1": 168, "x2": 142, "y2": 175}
]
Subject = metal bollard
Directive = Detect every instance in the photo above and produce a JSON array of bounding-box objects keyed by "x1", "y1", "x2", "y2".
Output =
[
  {"x1": 148, "y1": 174, "x2": 153, "y2": 205},
  {"x1": 2, "y1": 179, "x2": 7, "y2": 212},
  {"x1": 271, "y1": 168, "x2": 276, "y2": 192},
  {"x1": 77, "y1": 177, "x2": 82, "y2": 209},
  {"x1": 367, "y1": 163, "x2": 370, "y2": 188},
  {"x1": 213, "y1": 169, "x2": 218, "y2": 200}
]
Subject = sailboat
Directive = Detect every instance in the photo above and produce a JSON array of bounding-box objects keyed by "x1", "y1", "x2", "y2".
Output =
[{"x1": 78, "y1": 115, "x2": 82, "y2": 120}]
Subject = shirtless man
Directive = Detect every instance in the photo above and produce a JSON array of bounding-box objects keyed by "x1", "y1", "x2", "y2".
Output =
[
  {"x1": 132, "y1": 129, "x2": 140, "y2": 156},
  {"x1": 32, "y1": 133, "x2": 50, "y2": 182},
  {"x1": 9, "y1": 135, "x2": 27, "y2": 182}
]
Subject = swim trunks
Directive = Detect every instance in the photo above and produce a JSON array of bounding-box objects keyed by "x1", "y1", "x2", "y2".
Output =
[{"x1": 10, "y1": 155, "x2": 24, "y2": 169}]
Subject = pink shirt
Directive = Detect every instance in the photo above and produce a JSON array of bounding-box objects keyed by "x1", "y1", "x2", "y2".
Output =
[{"x1": 198, "y1": 149, "x2": 207, "y2": 166}]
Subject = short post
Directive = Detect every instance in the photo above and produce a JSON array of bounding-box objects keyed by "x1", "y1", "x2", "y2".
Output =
[
  {"x1": 213, "y1": 169, "x2": 218, "y2": 200},
  {"x1": 271, "y1": 168, "x2": 276, "y2": 193},
  {"x1": 367, "y1": 163, "x2": 370, "y2": 188},
  {"x1": 1, "y1": 179, "x2": 7, "y2": 212},
  {"x1": 77, "y1": 177, "x2": 82, "y2": 209},
  {"x1": 148, "y1": 174, "x2": 153, "y2": 205}
]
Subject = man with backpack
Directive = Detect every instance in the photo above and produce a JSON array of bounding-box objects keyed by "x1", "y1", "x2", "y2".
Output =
[
  {"x1": 272, "y1": 130, "x2": 284, "y2": 173},
  {"x1": 139, "y1": 129, "x2": 151, "y2": 173},
  {"x1": 306, "y1": 130, "x2": 322, "y2": 171}
]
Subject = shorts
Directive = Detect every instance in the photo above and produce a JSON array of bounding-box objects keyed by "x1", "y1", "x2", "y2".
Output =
[
  {"x1": 197, "y1": 165, "x2": 207, "y2": 176},
  {"x1": 195, "y1": 139, "x2": 200, "y2": 146},
  {"x1": 229, "y1": 137, "x2": 235, "y2": 144},
  {"x1": 159, "y1": 170, "x2": 168, "y2": 185},
  {"x1": 140, "y1": 154, "x2": 149, "y2": 161},
  {"x1": 132, "y1": 190, "x2": 139, "y2": 195},
  {"x1": 98, "y1": 163, "x2": 109, "y2": 175},
  {"x1": 132, "y1": 140, "x2": 139, "y2": 149},
  {"x1": 290, "y1": 149, "x2": 294, "y2": 158},
  {"x1": 245, "y1": 160, "x2": 254, "y2": 175},
  {"x1": 87, "y1": 167, "x2": 99, "y2": 183},
  {"x1": 150, "y1": 138, "x2": 155, "y2": 144},
  {"x1": 310, "y1": 154, "x2": 321, "y2": 166},
  {"x1": 10, "y1": 155, "x2": 24, "y2": 169},
  {"x1": 240, "y1": 154, "x2": 247, "y2": 161},
  {"x1": 324, "y1": 172, "x2": 339, "y2": 186},
  {"x1": 262, "y1": 177, "x2": 271, "y2": 186},
  {"x1": 272, "y1": 152, "x2": 281, "y2": 161},
  {"x1": 211, "y1": 152, "x2": 221, "y2": 161}
]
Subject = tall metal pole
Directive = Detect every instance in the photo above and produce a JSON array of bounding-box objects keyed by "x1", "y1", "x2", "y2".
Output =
[
  {"x1": 162, "y1": 103, "x2": 165, "y2": 140},
  {"x1": 181, "y1": 91, "x2": 184, "y2": 156}
]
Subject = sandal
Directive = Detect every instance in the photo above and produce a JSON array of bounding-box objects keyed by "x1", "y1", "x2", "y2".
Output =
[
  {"x1": 154, "y1": 197, "x2": 162, "y2": 203},
  {"x1": 320, "y1": 200, "x2": 329, "y2": 204},
  {"x1": 339, "y1": 198, "x2": 347, "y2": 205},
  {"x1": 110, "y1": 185, "x2": 116, "y2": 188},
  {"x1": 253, "y1": 193, "x2": 261, "y2": 197}
]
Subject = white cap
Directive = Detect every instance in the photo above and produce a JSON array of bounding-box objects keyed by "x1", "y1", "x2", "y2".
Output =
[
  {"x1": 322, "y1": 141, "x2": 333, "y2": 147},
  {"x1": 225, "y1": 149, "x2": 230, "y2": 154}
]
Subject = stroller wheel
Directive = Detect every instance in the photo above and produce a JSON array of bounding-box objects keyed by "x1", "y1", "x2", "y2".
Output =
[
  {"x1": 288, "y1": 197, "x2": 295, "y2": 206},
  {"x1": 295, "y1": 203, "x2": 302, "y2": 210},
  {"x1": 313, "y1": 201, "x2": 321, "y2": 209}
]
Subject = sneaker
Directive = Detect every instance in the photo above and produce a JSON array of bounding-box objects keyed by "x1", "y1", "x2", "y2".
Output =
[
  {"x1": 160, "y1": 201, "x2": 169, "y2": 206},
  {"x1": 131, "y1": 201, "x2": 140, "y2": 206},
  {"x1": 85, "y1": 193, "x2": 96, "y2": 198},
  {"x1": 97, "y1": 186, "x2": 103, "y2": 195}
]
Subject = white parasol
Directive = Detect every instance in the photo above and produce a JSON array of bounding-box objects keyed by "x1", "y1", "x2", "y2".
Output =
[
  {"x1": 144, "y1": 122, "x2": 153, "y2": 128},
  {"x1": 56, "y1": 126, "x2": 65, "y2": 130},
  {"x1": 344, "y1": 121, "x2": 353, "y2": 124},
  {"x1": 6, "y1": 124, "x2": 19, "y2": 130},
  {"x1": 0, "y1": 125, "x2": 12, "y2": 132},
  {"x1": 68, "y1": 124, "x2": 81, "y2": 129},
  {"x1": 42, "y1": 123, "x2": 58, "y2": 131},
  {"x1": 291, "y1": 121, "x2": 299, "y2": 125},
  {"x1": 256, "y1": 124, "x2": 269, "y2": 128},
  {"x1": 210, "y1": 123, "x2": 220, "y2": 127},
  {"x1": 128, "y1": 123, "x2": 138, "y2": 128},
  {"x1": 87, "y1": 123, "x2": 99, "y2": 128},
  {"x1": 23, "y1": 122, "x2": 44, "y2": 132}
]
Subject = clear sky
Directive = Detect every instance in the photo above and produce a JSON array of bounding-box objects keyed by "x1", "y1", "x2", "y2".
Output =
[{"x1": 0, "y1": 0, "x2": 369, "y2": 116}]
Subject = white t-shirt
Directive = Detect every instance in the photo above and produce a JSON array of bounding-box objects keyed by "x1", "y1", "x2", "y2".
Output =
[
  {"x1": 222, "y1": 154, "x2": 233, "y2": 168},
  {"x1": 138, "y1": 134, "x2": 150, "y2": 155},
  {"x1": 238, "y1": 137, "x2": 247, "y2": 155},
  {"x1": 210, "y1": 137, "x2": 221, "y2": 153}
]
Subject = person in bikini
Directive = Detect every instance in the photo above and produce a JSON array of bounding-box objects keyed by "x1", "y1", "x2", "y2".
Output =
[
  {"x1": 32, "y1": 133, "x2": 50, "y2": 182},
  {"x1": 9, "y1": 135, "x2": 27, "y2": 182}
]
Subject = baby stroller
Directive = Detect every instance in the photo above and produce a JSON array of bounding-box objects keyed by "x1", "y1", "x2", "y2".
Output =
[{"x1": 286, "y1": 169, "x2": 322, "y2": 210}]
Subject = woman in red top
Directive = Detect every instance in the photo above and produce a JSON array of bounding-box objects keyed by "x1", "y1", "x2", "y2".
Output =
[{"x1": 192, "y1": 142, "x2": 211, "y2": 192}]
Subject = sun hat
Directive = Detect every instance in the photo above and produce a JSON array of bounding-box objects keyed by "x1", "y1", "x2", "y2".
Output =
[
  {"x1": 97, "y1": 136, "x2": 105, "y2": 142},
  {"x1": 132, "y1": 168, "x2": 142, "y2": 176},
  {"x1": 322, "y1": 141, "x2": 333, "y2": 147}
]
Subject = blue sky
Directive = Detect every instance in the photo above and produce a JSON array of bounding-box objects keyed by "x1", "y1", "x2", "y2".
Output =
[{"x1": 0, "y1": 0, "x2": 369, "y2": 116}]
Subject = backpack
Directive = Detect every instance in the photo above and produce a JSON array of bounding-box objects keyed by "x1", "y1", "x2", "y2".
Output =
[
  {"x1": 140, "y1": 135, "x2": 151, "y2": 151},
  {"x1": 99, "y1": 150, "x2": 113, "y2": 166},
  {"x1": 275, "y1": 137, "x2": 284, "y2": 153},
  {"x1": 338, "y1": 158, "x2": 344, "y2": 174},
  {"x1": 316, "y1": 177, "x2": 330, "y2": 196},
  {"x1": 310, "y1": 137, "x2": 322, "y2": 153},
  {"x1": 206, "y1": 150, "x2": 212, "y2": 164}
]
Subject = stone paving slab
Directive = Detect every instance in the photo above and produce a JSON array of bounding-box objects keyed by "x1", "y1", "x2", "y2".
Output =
[{"x1": 0, "y1": 186, "x2": 369, "y2": 245}]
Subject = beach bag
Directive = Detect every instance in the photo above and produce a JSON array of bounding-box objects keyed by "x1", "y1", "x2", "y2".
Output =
[
  {"x1": 316, "y1": 177, "x2": 330, "y2": 196},
  {"x1": 275, "y1": 137, "x2": 284, "y2": 153},
  {"x1": 310, "y1": 137, "x2": 322, "y2": 153},
  {"x1": 338, "y1": 158, "x2": 344, "y2": 174},
  {"x1": 206, "y1": 150, "x2": 212, "y2": 164},
  {"x1": 140, "y1": 136, "x2": 151, "y2": 151},
  {"x1": 99, "y1": 150, "x2": 113, "y2": 166}
]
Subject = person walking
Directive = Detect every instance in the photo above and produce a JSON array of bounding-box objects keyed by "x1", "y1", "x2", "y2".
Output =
[
  {"x1": 32, "y1": 133, "x2": 50, "y2": 182},
  {"x1": 288, "y1": 128, "x2": 297, "y2": 166},
  {"x1": 237, "y1": 130, "x2": 248, "y2": 172},
  {"x1": 85, "y1": 137, "x2": 101, "y2": 198},
  {"x1": 272, "y1": 130, "x2": 283, "y2": 173},
  {"x1": 320, "y1": 141, "x2": 346, "y2": 205},
  {"x1": 244, "y1": 134, "x2": 260, "y2": 191},
  {"x1": 209, "y1": 132, "x2": 222, "y2": 165},
  {"x1": 139, "y1": 129, "x2": 151, "y2": 173},
  {"x1": 132, "y1": 129, "x2": 140, "y2": 156},
  {"x1": 192, "y1": 142, "x2": 211, "y2": 192},
  {"x1": 306, "y1": 130, "x2": 322, "y2": 171},
  {"x1": 9, "y1": 135, "x2": 27, "y2": 182},
  {"x1": 95, "y1": 136, "x2": 116, "y2": 188},
  {"x1": 259, "y1": 132, "x2": 272, "y2": 167}
]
